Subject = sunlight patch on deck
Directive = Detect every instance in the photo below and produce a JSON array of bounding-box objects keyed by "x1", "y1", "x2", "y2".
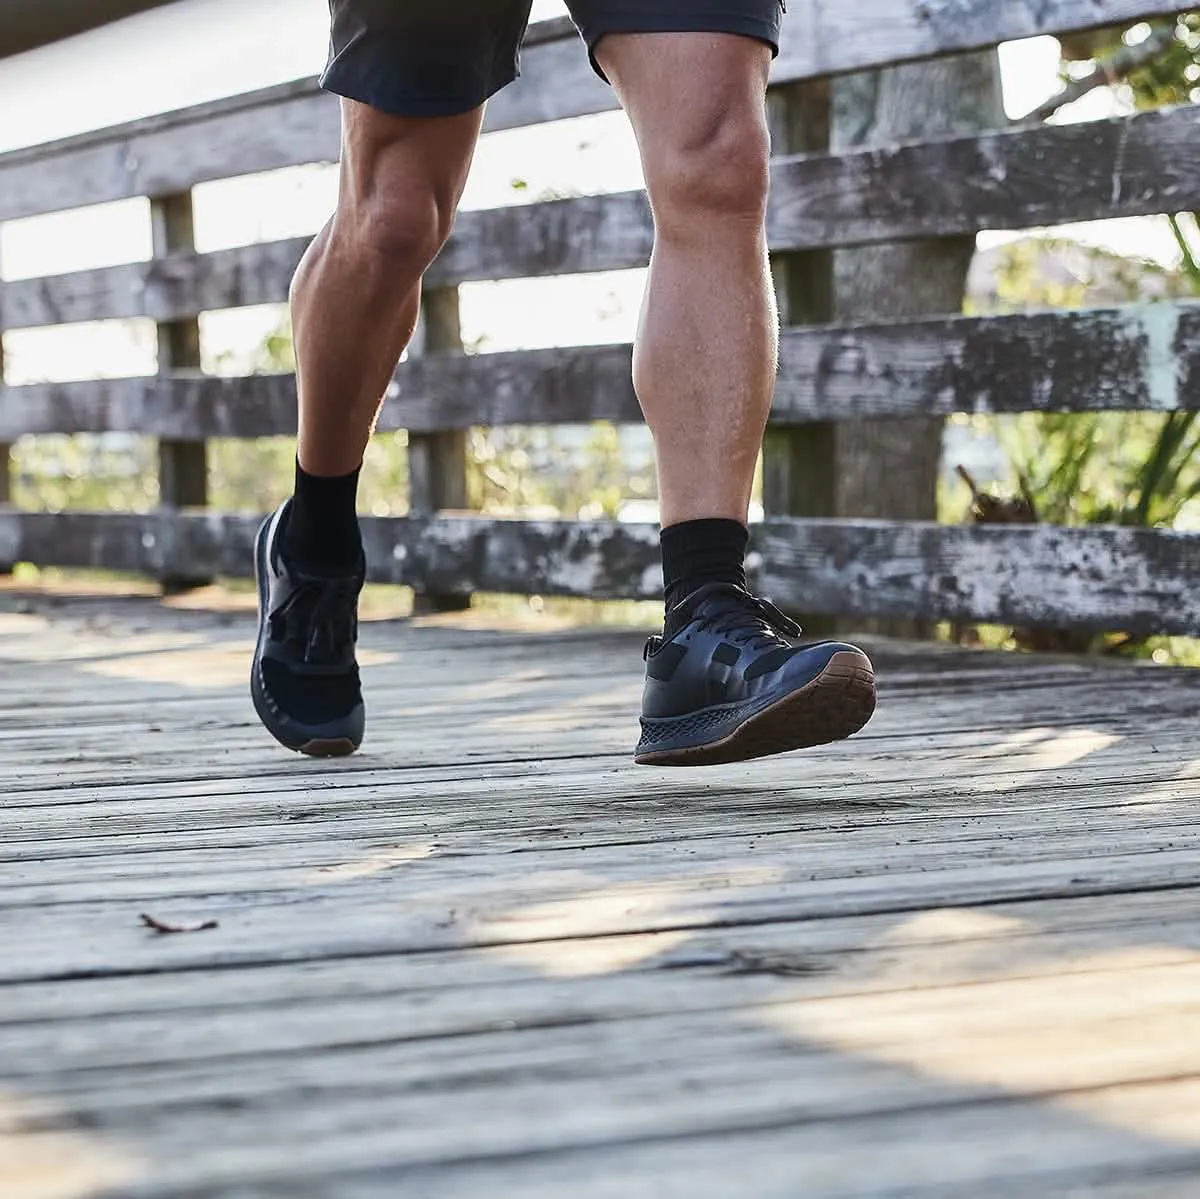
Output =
[
  {"x1": 962, "y1": 728, "x2": 1121, "y2": 792},
  {"x1": 764, "y1": 908, "x2": 1200, "y2": 1145},
  {"x1": 302, "y1": 843, "x2": 438, "y2": 884},
  {"x1": 81, "y1": 645, "x2": 398, "y2": 689},
  {"x1": 0, "y1": 1093, "x2": 143, "y2": 1199},
  {"x1": 474, "y1": 880, "x2": 707, "y2": 975}
]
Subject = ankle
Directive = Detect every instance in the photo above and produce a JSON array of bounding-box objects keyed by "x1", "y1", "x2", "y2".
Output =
[
  {"x1": 660, "y1": 518, "x2": 748, "y2": 627},
  {"x1": 283, "y1": 460, "x2": 364, "y2": 575}
]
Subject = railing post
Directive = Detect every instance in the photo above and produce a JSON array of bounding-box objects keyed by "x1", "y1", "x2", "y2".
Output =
[
  {"x1": 151, "y1": 190, "x2": 210, "y2": 591},
  {"x1": 828, "y1": 53, "x2": 1003, "y2": 637},
  {"x1": 0, "y1": 243, "x2": 14, "y2": 573},
  {"x1": 406, "y1": 286, "x2": 471, "y2": 613},
  {"x1": 764, "y1": 80, "x2": 836, "y2": 630}
]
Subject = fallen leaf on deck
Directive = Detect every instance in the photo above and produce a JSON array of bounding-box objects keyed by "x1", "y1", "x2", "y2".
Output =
[{"x1": 139, "y1": 913, "x2": 219, "y2": 935}]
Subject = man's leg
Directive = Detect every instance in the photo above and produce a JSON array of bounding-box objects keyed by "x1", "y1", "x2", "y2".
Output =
[
  {"x1": 252, "y1": 0, "x2": 534, "y2": 756},
  {"x1": 251, "y1": 104, "x2": 482, "y2": 757},
  {"x1": 581, "y1": 21, "x2": 878, "y2": 765},
  {"x1": 598, "y1": 33, "x2": 776, "y2": 534},
  {"x1": 285, "y1": 103, "x2": 484, "y2": 570}
]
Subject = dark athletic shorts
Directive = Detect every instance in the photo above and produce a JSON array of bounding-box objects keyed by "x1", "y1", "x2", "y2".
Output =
[{"x1": 322, "y1": 1, "x2": 785, "y2": 118}]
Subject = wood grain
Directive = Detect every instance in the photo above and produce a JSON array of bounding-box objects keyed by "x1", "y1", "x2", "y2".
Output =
[
  {"x1": 0, "y1": 3, "x2": 1177, "y2": 223},
  {"x1": 4, "y1": 302, "x2": 1197, "y2": 437},
  {"x1": 0, "y1": 510, "x2": 1196, "y2": 633},
  {"x1": 0, "y1": 598, "x2": 1198, "y2": 1196},
  {"x1": 6, "y1": 100, "x2": 1199, "y2": 332}
]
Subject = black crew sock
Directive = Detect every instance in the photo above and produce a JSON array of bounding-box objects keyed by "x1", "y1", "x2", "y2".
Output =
[
  {"x1": 660, "y1": 518, "x2": 749, "y2": 627},
  {"x1": 283, "y1": 460, "x2": 364, "y2": 575}
]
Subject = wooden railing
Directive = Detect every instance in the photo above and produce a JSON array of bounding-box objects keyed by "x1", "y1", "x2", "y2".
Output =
[{"x1": 1, "y1": 0, "x2": 1198, "y2": 634}]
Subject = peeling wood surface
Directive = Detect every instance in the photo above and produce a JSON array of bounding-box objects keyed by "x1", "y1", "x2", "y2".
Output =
[
  {"x1": 6, "y1": 102, "x2": 1200, "y2": 331},
  {"x1": 3, "y1": 303, "x2": 1197, "y2": 439},
  {"x1": 0, "y1": 510, "x2": 1196, "y2": 634},
  {"x1": 435, "y1": 105, "x2": 1200, "y2": 281},
  {"x1": 1, "y1": 593, "x2": 1199, "y2": 1197},
  {"x1": 0, "y1": 3, "x2": 1180, "y2": 222}
]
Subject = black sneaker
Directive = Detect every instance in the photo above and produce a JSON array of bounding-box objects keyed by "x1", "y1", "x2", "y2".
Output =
[
  {"x1": 635, "y1": 583, "x2": 876, "y2": 766},
  {"x1": 251, "y1": 501, "x2": 366, "y2": 757}
]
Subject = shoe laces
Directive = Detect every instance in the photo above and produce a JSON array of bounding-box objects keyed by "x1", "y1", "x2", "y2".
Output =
[
  {"x1": 272, "y1": 577, "x2": 359, "y2": 666},
  {"x1": 692, "y1": 585, "x2": 802, "y2": 651}
]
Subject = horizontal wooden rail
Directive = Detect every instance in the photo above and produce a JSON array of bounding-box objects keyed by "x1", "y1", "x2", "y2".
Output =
[
  {"x1": 1, "y1": 510, "x2": 1195, "y2": 634},
  {"x1": 436, "y1": 104, "x2": 1200, "y2": 281},
  {"x1": 3, "y1": 303, "x2": 1196, "y2": 439},
  {"x1": 0, "y1": 2, "x2": 1182, "y2": 223},
  {"x1": 6, "y1": 103, "x2": 1199, "y2": 329},
  {"x1": 0, "y1": 238, "x2": 311, "y2": 330},
  {"x1": 756, "y1": 519, "x2": 1200, "y2": 637}
]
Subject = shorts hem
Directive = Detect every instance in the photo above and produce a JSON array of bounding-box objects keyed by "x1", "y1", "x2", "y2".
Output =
[
  {"x1": 582, "y1": 15, "x2": 781, "y2": 81},
  {"x1": 319, "y1": 65, "x2": 518, "y2": 119}
]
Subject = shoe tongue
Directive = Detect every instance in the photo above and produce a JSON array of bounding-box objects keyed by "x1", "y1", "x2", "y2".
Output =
[
  {"x1": 664, "y1": 582, "x2": 752, "y2": 639},
  {"x1": 686, "y1": 581, "x2": 754, "y2": 616}
]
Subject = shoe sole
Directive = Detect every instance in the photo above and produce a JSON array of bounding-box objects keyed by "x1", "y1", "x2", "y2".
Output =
[
  {"x1": 634, "y1": 649, "x2": 876, "y2": 767},
  {"x1": 250, "y1": 515, "x2": 362, "y2": 759}
]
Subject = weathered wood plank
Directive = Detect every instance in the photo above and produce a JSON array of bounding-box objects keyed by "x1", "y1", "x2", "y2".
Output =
[
  {"x1": 0, "y1": 237, "x2": 311, "y2": 331},
  {"x1": 439, "y1": 104, "x2": 1200, "y2": 281},
  {"x1": 1, "y1": 510, "x2": 1196, "y2": 633},
  {"x1": 769, "y1": 101, "x2": 1200, "y2": 249},
  {"x1": 7, "y1": 788, "x2": 1197, "y2": 913},
  {"x1": 1, "y1": 592, "x2": 1197, "y2": 1195},
  {"x1": 6, "y1": 101, "x2": 1199, "y2": 327},
  {"x1": 407, "y1": 287, "x2": 473, "y2": 612},
  {"x1": 2, "y1": 887, "x2": 1192, "y2": 1022},
  {"x1": 0, "y1": 372, "x2": 300, "y2": 440},
  {"x1": 757, "y1": 518, "x2": 1200, "y2": 635},
  {"x1": 0, "y1": 3, "x2": 1179, "y2": 223},
  {"x1": 776, "y1": 0, "x2": 1186, "y2": 82},
  {"x1": 3, "y1": 303, "x2": 1196, "y2": 436},
  {"x1": 772, "y1": 302, "x2": 1199, "y2": 421},
  {"x1": 149, "y1": 191, "x2": 209, "y2": 561},
  {"x1": 0, "y1": 510, "x2": 665, "y2": 601}
]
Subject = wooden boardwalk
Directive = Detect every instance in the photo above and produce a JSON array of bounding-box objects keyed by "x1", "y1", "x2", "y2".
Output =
[{"x1": 3, "y1": 590, "x2": 1200, "y2": 1198}]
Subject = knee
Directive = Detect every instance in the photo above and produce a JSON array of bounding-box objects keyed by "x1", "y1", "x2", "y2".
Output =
[
  {"x1": 337, "y1": 179, "x2": 454, "y2": 277},
  {"x1": 643, "y1": 107, "x2": 771, "y2": 227}
]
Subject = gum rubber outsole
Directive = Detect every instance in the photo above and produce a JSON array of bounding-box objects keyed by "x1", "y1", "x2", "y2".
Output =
[
  {"x1": 634, "y1": 649, "x2": 877, "y2": 767},
  {"x1": 297, "y1": 737, "x2": 358, "y2": 759}
]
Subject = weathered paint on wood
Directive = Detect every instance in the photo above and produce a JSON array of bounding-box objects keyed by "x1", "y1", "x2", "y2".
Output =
[
  {"x1": 0, "y1": 2, "x2": 1178, "y2": 223},
  {"x1": 769, "y1": 102, "x2": 1200, "y2": 250},
  {"x1": 439, "y1": 105, "x2": 1200, "y2": 281},
  {"x1": 777, "y1": 0, "x2": 1186, "y2": 82},
  {"x1": 150, "y1": 191, "x2": 208, "y2": 525},
  {"x1": 6, "y1": 101, "x2": 1196, "y2": 326},
  {"x1": 2, "y1": 510, "x2": 1197, "y2": 633},
  {"x1": 3, "y1": 304, "x2": 1194, "y2": 439},
  {"x1": 407, "y1": 287, "x2": 474, "y2": 612},
  {"x1": 0, "y1": 236, "x2": 312, "y2": 331},
  {"x1": 0, "y1": 372, "x2": 299, "y2": 440},
  {"x1": 771, "y1": 302, "x2": 1200, "y2": 422},
  {"x1": 757, "y1": 518, "x2": 1200, "y2": 636}
]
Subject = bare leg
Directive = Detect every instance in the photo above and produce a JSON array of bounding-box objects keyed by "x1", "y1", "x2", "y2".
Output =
[
  {"x1": 594, "y1": 33, "x2": 776, "y2": 528},
  {"x1": 291, "y1": 100, "x2": 484, "y2": 478}
]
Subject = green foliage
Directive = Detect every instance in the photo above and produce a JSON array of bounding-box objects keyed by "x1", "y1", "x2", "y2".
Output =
[
  {"x1": 12, "y1": 434, "x2": 158, "y2": 512},
  {"x1": 999, "y1": 412, "x2": 1200, "y2": 530},
  {"x1": 469, "y1": 422, "x2": 653, "y2": 519},
  {"x1": 1097, "y1": 15, "x2": 1200, "y2": 110}
]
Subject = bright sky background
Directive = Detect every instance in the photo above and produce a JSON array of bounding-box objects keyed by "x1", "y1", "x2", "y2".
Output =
[{"x1": 0, "y1": 0, "x2": 1184, "y2": 387}]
